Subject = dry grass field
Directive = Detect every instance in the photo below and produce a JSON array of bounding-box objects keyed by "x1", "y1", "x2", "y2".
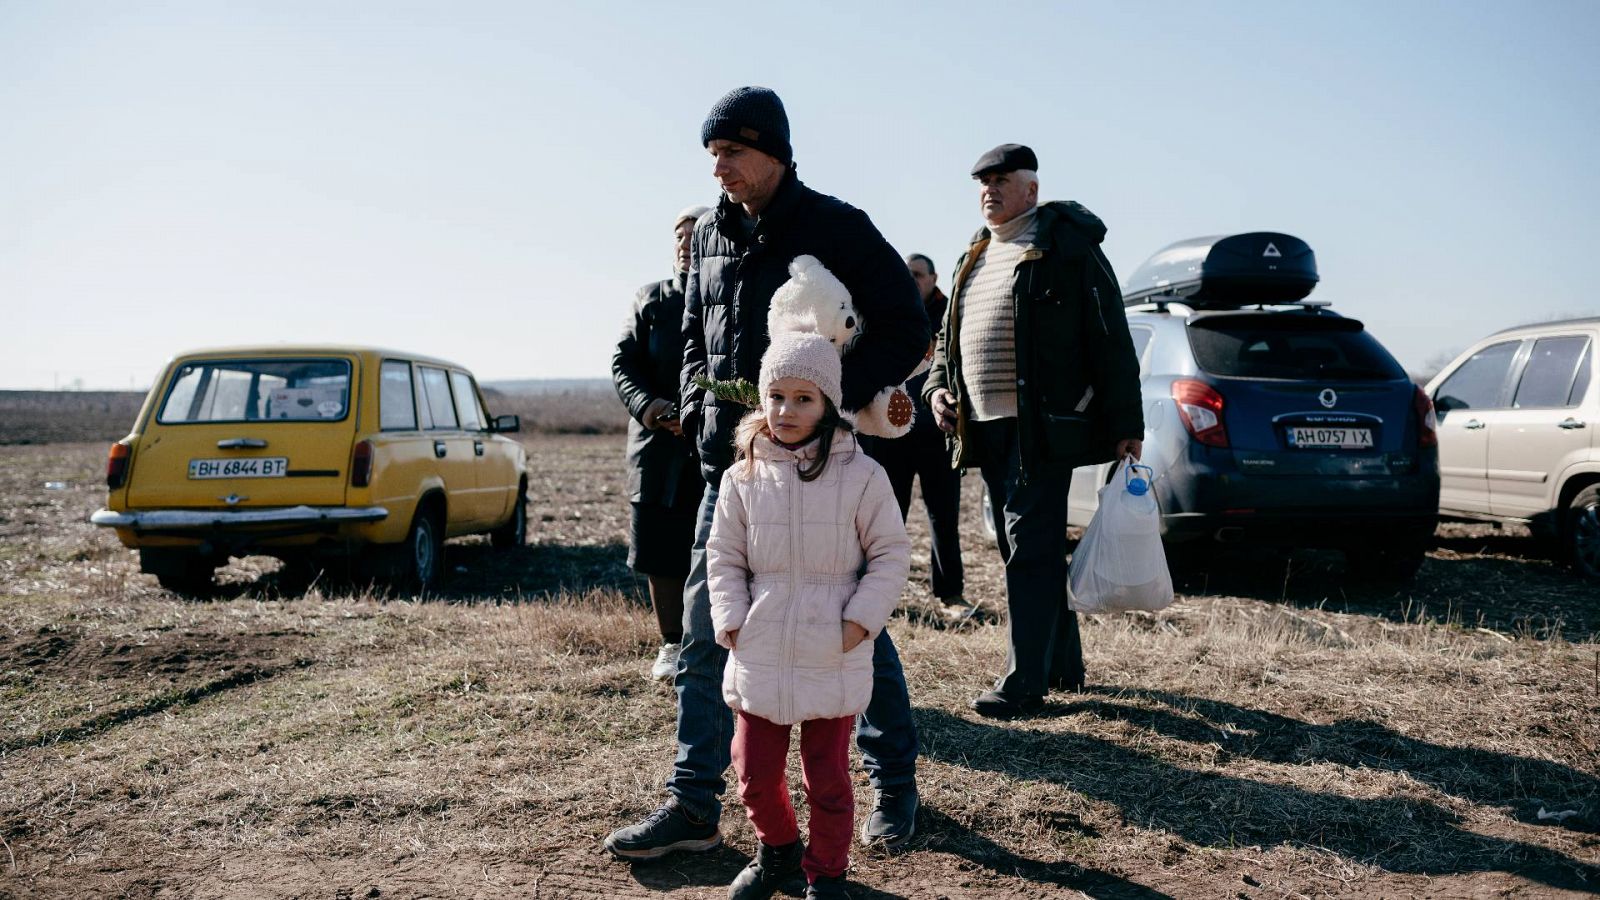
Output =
[
  {"x1": 0, "y1": 386, "x2": 626, "y2": 446},
  {"x1": 480, "y1": 386, "x2": 628, "y2": 436},
  {"x1": 0, "y1": 392, "x2": 148, "y2": 445},
  {"x1": 2, "y1": 435, "x2": 1597, "y2": 899}
]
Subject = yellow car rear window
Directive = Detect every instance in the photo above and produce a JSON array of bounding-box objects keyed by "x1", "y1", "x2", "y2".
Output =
[{"x1": 158, "y1": 358, "x2": 352, "y2": 423}]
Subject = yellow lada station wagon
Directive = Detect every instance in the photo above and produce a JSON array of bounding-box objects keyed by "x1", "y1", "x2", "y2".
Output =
[{"x1": 91, "y1": 347, "x2": 529, "y2": 593}]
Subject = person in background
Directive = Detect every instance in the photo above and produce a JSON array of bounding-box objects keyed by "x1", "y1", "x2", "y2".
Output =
[
  {"x1": 863, "y1": 254, "x2": 970, "y2": 622},
  {"x1": 612, "y1": 205, "x2": 711, "y2": 681}
]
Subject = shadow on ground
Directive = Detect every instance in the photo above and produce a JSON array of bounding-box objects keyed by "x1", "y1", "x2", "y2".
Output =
[
  {"x1": 1164, "y1": 543, "x2": 1599, "y2": 641},
  {"x1": 914, "y1": 704, "x2": 1600, "y2": 894},
  {"x1": 624, "y1": 843, "x2": 913, "y2": 899},
  {"x1": 913, "y1": 804, "x2": 1173, "y2": 899},
  {"x1": 180, "y1": 540, "x2": 640, "y2": 605},
  {"x1": 1075, "y1": 688, "x2": 1599, "y2": 835},
  {"x1": 613, "y1": 810, "x2": 1164, "y2": 899},
  {"x1": 431, "y1": 539, "x2": 637, "y2": 602}
]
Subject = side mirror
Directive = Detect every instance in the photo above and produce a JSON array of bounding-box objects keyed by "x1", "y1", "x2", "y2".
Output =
[
  {"x1": 490, "y1": 414, "x2": 520, "y2": 434},
  {"x1": 1433, "y1": 394, "x2": 1455, "y2": 414}
]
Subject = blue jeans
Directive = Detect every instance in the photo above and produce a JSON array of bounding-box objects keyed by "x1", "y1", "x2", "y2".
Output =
[{"x1": 668, "y1": 479, "x2": 920, "y2": 823}]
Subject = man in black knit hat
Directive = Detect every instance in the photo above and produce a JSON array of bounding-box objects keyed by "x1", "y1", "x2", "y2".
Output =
[{"x1": 604, "y1": 87, "x2": 930, "y2": 887}]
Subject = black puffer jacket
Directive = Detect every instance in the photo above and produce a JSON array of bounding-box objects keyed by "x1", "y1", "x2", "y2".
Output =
[
  {"x1": 924, "y1": 201, "x2": 1144, "y2": 474},
  {"x1": 612, "y1": 274, "x2": 698, "y2": 506},
  {"x1": 904, "y1": 286, "x2": 948, "y2": 434},
  {"x1": 680, "y1": 170, "x2": 929, "y2": 483}
]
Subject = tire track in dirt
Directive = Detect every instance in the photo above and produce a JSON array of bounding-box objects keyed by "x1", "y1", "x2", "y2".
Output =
[
  {"x1": 2, "y1": 625, "x2": 316, "y2": 753},
  {"x1": 1, "y1": 660, "x2": 310, "y2": 754}
]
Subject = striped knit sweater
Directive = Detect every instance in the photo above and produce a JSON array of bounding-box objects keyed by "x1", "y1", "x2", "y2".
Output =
[{"x1": 958, "y1": 206, "x2": 1038, "y2": 421}]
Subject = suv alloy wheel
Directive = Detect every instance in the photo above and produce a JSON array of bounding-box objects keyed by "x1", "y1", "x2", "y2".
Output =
[{"x1": 1569, "y1": 484, "x2": 1600, "y2": 580}]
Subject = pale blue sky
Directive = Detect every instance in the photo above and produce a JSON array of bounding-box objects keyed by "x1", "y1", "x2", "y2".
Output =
[{"x1": 3, "y1": 1, "x2": 1597, "y2": 389}]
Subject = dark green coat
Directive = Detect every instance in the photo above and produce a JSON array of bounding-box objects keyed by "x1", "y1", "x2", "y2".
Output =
[{"x1": 923, "y1": 201, "x2": 1144, "y2": 474}]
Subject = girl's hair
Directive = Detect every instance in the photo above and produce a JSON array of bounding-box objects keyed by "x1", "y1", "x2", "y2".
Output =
[{"x1": 734, "y1": 397, "x2": 853, "y2": 482}]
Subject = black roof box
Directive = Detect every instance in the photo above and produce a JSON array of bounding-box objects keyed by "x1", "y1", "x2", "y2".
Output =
[{"x1": 1123, "y1": 232, "x2": 1319, "y2": 307}]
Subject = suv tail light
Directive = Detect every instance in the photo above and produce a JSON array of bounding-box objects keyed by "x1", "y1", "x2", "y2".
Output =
[
  {"x1": 106, "y1": 441, "x2": 132, "y2": 489},
  {"x1": 1413, "y1": 385, "x2": 1438, "y2": 448},
  {"x1": 351, "y1": 440, "x2": 374, "y2": 488},
  {"x1": 1172, "y1": 379, "x2": 1228, "y2": 447}
]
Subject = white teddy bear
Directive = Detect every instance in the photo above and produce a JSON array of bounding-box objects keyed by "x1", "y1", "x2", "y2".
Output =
[{"x1": 766, "y1": 255, "x2": 927, "y2": 439}]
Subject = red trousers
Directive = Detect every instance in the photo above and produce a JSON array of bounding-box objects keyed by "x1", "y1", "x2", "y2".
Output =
[{"x1": 730, "y1": 710, "x2": 855, "y2": 882}]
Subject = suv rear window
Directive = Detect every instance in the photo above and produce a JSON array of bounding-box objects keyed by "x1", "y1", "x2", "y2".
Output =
[
  {"x1": 1187, "y1": 315, "x2": 1406, "y2": 381},
  {"x1": 158, "y1": 358, "x2": 351, "y2": 423}
]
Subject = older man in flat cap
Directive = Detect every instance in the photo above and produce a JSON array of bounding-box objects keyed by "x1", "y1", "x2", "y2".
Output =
[{"x1": 924, "y1": 144, "x2": 1145, "y2": 719}]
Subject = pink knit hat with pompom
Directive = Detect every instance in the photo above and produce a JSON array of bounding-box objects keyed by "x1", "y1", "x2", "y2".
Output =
[{"x1": 758, "y1": 331, "x2": 842, "y2": 411}]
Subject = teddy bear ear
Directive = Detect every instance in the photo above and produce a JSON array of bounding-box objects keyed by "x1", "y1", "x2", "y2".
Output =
[{"x1": 789, "y1": 254, "x2": 822, "y2": 279}]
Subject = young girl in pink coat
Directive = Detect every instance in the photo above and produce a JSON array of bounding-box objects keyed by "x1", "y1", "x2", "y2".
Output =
[{"x1": 707, "y1": 330, "x2": 911, "y2": 900}]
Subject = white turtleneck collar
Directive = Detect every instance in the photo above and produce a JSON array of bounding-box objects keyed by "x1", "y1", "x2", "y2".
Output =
[{"x1": 988, "y1": 204, "x2": 1039, "y2": 243}]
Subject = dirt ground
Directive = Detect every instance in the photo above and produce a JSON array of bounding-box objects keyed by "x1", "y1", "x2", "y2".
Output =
[{"x1": 2, "y1": 436, "x2": 1597, "y2": 899}]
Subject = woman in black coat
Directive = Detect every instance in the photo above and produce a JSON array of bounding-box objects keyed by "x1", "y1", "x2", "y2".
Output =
[{"x1": 611, "y1": 206, "x2": 709, "y2": 681}]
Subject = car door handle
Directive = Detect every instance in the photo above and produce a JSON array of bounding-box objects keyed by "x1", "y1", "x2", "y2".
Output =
[
  {"x1": 1559, "y1": 418, "x2": 1587, "y2": 430},
  {"x1": 434, "y1": 441, "x2": 447, "y2": 458},
  {"x1": 474, "y1": 440, "x2": 485, "y2": 456},
  {"x1": 1463, "y1": 419, "x2": 1485, "y2": 430},
  {"x1": 217, "y1": 438, "x2": 268, "y2": 449}
]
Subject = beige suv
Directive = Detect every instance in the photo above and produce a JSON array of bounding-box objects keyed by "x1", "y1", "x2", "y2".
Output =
[{"x1": 1426, "y1": 317, "x2": 1598, "y2": 578}]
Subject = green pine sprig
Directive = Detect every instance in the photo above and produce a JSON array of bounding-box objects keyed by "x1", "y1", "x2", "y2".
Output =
[{"x1": 693, "y1": 374, "x2": 761, "y2": 409}]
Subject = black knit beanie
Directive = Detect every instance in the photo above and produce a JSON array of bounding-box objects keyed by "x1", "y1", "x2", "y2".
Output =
[{"x1": 700, "y1": 86, "x2": 792, "y2": 165}]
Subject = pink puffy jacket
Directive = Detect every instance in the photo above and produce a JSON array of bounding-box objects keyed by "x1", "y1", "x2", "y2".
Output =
[{"x1": 708, "y1": 429, "x2": 910, "y2": 725}]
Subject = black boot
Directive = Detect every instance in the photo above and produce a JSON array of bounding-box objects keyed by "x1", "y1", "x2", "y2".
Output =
[
  {"x1": 729, "y1": 839, "x2": 804, "y2": 900},
  {"x1": 860, "y1": 786, "x2": 919, "y2": 848},
  {"x1": 970, "y1": 689, "x2": 1045, "y2": 719},
  {"x1": 806, "y1": 874, "x2": 852, "y2": 899}
]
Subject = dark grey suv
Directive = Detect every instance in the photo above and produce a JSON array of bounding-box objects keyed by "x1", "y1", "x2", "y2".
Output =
[{"x1": 983, "y1": 233, "x2": 1441, "y2": 579}]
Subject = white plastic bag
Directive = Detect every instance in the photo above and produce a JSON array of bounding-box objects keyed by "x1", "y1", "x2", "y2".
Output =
[{"x1": 1068, "y1": 462, "x2": 1174, "y2": 613}]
